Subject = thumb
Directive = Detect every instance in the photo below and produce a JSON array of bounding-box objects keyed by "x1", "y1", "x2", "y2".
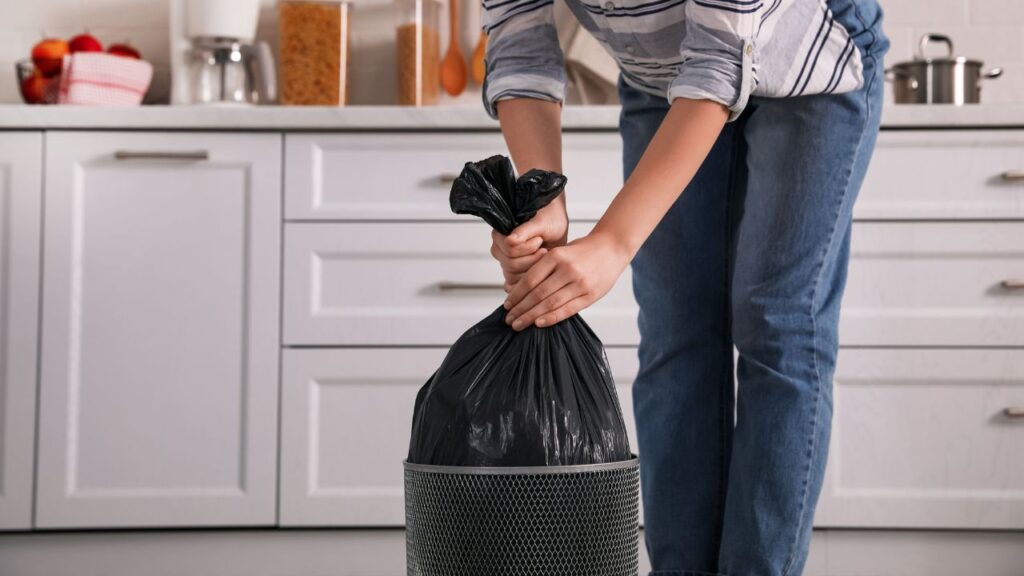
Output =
[{"x1": 507, "y1": 219, "x2": 546, "y2": 245}]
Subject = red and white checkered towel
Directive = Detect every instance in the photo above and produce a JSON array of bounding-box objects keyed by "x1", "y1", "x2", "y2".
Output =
[{"x1": 56, "y1": 52, "x2": 153, "y2": 106}]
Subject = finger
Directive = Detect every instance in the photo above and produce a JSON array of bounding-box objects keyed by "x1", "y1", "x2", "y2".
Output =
[
  {"x1": 506, "y1": 269, "x2": 572, "y2": 325},
  {"x1": 504, "y1": 253, "x2": 559, "y2": 310},
  {"x1": 507, "y1": 235, "x2": 544, "y2": 258},
  {"x1": 507, "y1": 220, "x2": 546, "y2": 246},
  {"x1": 503, "y1": 248, "x2": 547, "y2": 275},
  {"x1": 534, "y1": 296, "x2": 591, "y2": 328},
  {"x1": 493, "y1": 233, "x2": 543, "y2": 259},
  {"x1": 511, "y1": 284, "x2": 586, "y2": 331},
  {"x1": 504, "y1": 271, "x2": 523, "y2": 285}
]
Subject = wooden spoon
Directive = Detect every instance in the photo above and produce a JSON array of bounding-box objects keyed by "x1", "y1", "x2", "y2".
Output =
[
  {"x1": 470, "y1": 31, "x2": 487, "y2": 86},
  {"x1": 440, "y1": 0, "x2": 468, "y2": 96}
]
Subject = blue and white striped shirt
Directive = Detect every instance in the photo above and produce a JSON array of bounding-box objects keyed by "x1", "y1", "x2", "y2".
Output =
[{"x1": 481, "y1": 0, "x2": 864, "y2": 120}]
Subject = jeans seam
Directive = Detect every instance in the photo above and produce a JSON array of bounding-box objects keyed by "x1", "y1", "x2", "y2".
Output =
[
  {"x1": 713, "y1": 116, "x2": 743, "y2": 557},
  {"x1": 781, "y1": 7, "x2": 879, "y2": 576}
]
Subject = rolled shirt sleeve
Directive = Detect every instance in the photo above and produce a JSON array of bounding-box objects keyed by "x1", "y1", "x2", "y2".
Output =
[
  {"x1": 667, "y1": 0, "x2": 760, "y2": 121},
  {"x1": 481, "y1": 0, "x2": 567, "y2": 118}
]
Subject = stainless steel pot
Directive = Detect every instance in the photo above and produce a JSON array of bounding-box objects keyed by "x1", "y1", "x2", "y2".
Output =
[{"x1": 887, "y1": 34, "x2": 1002, "y2": 105}]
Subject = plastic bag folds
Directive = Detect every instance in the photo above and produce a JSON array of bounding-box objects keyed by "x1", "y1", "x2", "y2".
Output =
[{"x1": 407, "y1": 155, "x2": 632, "y2": 467}]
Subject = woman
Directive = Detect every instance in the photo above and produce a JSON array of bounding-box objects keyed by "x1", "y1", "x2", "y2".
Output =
[{"x1": 484, "y1": 0, "x2": 888, "y2": 574}]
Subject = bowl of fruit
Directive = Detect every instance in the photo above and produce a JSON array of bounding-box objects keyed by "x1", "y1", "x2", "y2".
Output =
[{"x1": 17, "y1": 33, "x2": 151, "y2": 106}]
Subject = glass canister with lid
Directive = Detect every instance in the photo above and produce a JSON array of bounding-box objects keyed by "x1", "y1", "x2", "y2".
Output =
[
  {"x1": 395, "y1": 0, "x2": 441, "y2": 106},
  {"x1": 278, "y1": 0, "x2": 353, "y2": 105}
]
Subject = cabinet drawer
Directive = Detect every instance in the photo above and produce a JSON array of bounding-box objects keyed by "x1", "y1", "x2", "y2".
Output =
[
  {"x1": 279, "y1": 348, "x2": 639, "y2": 527},
  {"x1": 283, "y1": 222, "x2": 639, "y2": 346},
  {"x1": 284, "y1": 133, "x2": 622, "y2": 222},
  {"x1": 841, "y1": 223, "x2": 1024, "y2": 346},
  {"x1": 817, "y1": 349, "x2": 1024, "y2": 529},
  {"x1": 856, "y1": 131, "x2": 1024, "y2": 220}
]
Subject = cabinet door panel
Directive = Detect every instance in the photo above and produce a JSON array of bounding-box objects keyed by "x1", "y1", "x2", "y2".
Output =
[
  {"x1": 36, "y1": 132, "x2": 281, "y2": 528},
  {"x1": 0, "y1": 133, "x2": 42, "y2": 530},
  {"x1": 855, "y1": 131, "x2": 1024, "y2": 220},
  {"x1": 283, "y1": 133, "x2": 621, "y2": 222},
  {"x1": 841, "y1": 223, "x2": 1024, "y2": 346},
  {"x1": 817, "y1": 349, "x2": 1024, "y2": 529},
  {"x1": 279, "y1": 348, "x2": 639, "y2": 526},
  {"x1": 283, "y1": 222, "x2": 639, "y2": 346}
]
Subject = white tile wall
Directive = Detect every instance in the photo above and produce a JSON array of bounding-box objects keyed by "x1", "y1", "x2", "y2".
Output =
[{"x1": 0, "y1": 0, "x2": 1022, "y2": 105}]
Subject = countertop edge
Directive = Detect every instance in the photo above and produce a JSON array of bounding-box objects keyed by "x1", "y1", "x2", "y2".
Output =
[{"x1": 1, "y1": 104, "x2": 1023, "y2": 130}]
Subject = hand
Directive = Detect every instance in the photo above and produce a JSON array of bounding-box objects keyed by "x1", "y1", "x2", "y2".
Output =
[
  {"x1": 503, "y1": 230, "x2": 631, "y2": 330},
  {"x1": 490, "y1": 199, "x2": 569, "y2": 290}
]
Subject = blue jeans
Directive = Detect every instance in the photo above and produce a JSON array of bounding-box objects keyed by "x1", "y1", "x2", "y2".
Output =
[{"x1": 622, "y1": 1, "x2": 888, "y2": 575}]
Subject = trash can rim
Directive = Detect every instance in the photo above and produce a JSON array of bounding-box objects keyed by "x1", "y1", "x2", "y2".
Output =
[{"x1": 403, "y1": 455, "x2": 639, "y2": 476}]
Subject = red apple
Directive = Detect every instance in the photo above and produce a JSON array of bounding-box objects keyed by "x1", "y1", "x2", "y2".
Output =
[
  {"x1": 69, "y1": 33, "x2": 103, "y2": 53},
  {"x1": 31, "y1": 38, "x2": 70, "y2": 77},
  {"x1": 20, "y1": 70, "x2": 46, "y2": 104},
  {"x1": 107, "y1": 43, "x2": 141, "y2": 59}
]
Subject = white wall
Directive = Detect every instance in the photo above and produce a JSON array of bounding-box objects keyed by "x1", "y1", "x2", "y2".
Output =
[{"x1": 0, "y1": 0, "x2": 1021, "y2": 105}]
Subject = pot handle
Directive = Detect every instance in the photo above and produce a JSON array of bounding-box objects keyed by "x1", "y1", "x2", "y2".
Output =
[
  {"x1": 917, "y1": 33, "x2": 954, "y2": 60},
  {"x1": 983, "y1": 67, "x2": 1004, "y2": 80}
]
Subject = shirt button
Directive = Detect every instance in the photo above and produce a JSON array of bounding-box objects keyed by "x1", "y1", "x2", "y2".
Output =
[
  {"x1": 625, "y1": 44, "x2": 635, "y2": 54},
  {"x1": 745, "y1": 44, "x2": 754, "y2": 55},
  {"x1": 603, "y1": 1, "x2": 614, "y2": 10}
]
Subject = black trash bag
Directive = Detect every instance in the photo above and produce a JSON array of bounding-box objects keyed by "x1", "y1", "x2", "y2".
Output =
[{"x1": 407, "y1": 155, "x2": 632, "y2": 467}]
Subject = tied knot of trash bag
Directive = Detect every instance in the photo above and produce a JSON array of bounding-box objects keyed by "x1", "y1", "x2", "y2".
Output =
[
  {"x1": 407, "y1": 155, "x2": 632, "y2": 468},
  {"x1": 449, "y1": 155, "x2": 568, "y2": 236}
]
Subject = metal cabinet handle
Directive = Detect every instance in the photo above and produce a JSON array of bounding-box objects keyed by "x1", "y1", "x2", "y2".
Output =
[
  {"x1": 1005, "y1": 407, "x2": 1024, "y2": 419},
  {"x1": 1000, "y1": 171, "x2": 1024, "y2": 182},
  {"x1": 437, "y1": 281, "x2": 505, "y2": 292},
  {"x1": 1001, "y1": 279, "x2": 1024, "y2": 290},
  {"x1": 438, "y1": 173, "x2": 459, "y2": 184},
  {"x1": 114, "y1": 150, "x2": 210, "y2": 161}
]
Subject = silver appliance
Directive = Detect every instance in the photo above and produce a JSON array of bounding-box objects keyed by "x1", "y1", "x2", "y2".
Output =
[
  {"x1": 170, "y1": 0, "x2": 277, "y2": 105},
  {"x1": 187, "y1": 36, "x2": 276, "y2": 105}
]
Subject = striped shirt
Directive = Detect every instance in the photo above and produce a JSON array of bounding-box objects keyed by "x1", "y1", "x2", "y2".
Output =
[{"x1": 481, "y1": 0, "x2": 864, "y2": 120}]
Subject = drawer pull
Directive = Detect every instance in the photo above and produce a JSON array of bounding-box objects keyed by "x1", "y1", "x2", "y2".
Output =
[
  {"x1": 437, "y1": 281, "x2": 505, "y2": 292},
  {"x1": 114, "y1": 150, "x2": 210, "y2": 161},
  {"x1": 1001, "y1": 279, "x2": 1024, "y2": 290},
  {"x1": 1001, "y1": 171, "x2": 1024, "y2": 182},
  {"x1": 1005, "y1": 407, "x2": 1024, "y2": 419},
  {"x1": 438, "y1": 173, "x2": 460, "y2": 184}
]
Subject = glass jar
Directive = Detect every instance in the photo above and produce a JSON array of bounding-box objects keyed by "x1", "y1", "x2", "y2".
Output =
[
  {"x1": 395, "y1": 0, "x2": 441, "y2": 106},
  {"x1": 279, "y1": 0, "x2": 352, "y2": 106}
]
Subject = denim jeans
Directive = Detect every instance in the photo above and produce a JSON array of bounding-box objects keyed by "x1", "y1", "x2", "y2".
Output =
[{"x1": 621, "y1": 1, "x2": 888, "y2": 575}]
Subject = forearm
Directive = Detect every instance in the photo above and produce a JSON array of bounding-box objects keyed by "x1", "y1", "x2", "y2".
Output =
[
  {"x1": 592, "y1": 98, "x2": 729, "y2": 256},
  {"x1": 496, "y1": 98, "x2": 562, "y2": 173}
]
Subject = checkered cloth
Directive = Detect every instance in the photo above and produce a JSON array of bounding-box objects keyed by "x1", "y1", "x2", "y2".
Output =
[{"x1": 56, "y1": 52, "x2": 153, "y2": 106}]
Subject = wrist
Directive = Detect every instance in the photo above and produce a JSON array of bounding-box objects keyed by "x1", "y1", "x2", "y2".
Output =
[{"x1": 588, "y1": 227, "x2": 635, "y2": 264}]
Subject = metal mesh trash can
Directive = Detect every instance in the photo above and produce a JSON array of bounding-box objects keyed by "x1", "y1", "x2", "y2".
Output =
[{"x1": 404, "y1": 457, "x2": 640, "y2": 576}]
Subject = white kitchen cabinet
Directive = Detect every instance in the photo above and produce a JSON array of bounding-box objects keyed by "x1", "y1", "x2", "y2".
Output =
[
  {"x1": 817, "y1": 348, "x2": 1024, "y2": 529},
  {"x1": 282, "y1": 222, "x2": 639, "y2": 346},
  {"x1": 0, "y1": 133, "x2": 43, "y2": 530},
  {"x1": 284, "y1": 132, "x2": 622, "y2": 222},
  {"x1": 855, "y1": 131, "x2": 1024, "y2": 220},
  {"x1": 278, "y1": 348, "x2": 638, "y2": 526},
  {"x1": 35, "y1": 132, "x2": 282, "y2": 528},
  {"x1": 841, "y1": 222, "x2": 1024, "y2": 346}
]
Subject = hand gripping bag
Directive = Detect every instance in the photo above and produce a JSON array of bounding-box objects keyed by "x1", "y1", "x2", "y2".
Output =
[{"x1": 407, "y1": 155, "x2": 632, "y2": 467}]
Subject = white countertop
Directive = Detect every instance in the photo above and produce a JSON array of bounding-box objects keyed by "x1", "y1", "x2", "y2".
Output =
[{"x1": 0, "y1": 103, "x2": 1023, "y2": 130}]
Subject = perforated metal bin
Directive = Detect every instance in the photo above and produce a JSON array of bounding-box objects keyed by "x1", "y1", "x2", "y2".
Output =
[{"x1": 404, "y1": 457, "x2": 640, "y2": 576}]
